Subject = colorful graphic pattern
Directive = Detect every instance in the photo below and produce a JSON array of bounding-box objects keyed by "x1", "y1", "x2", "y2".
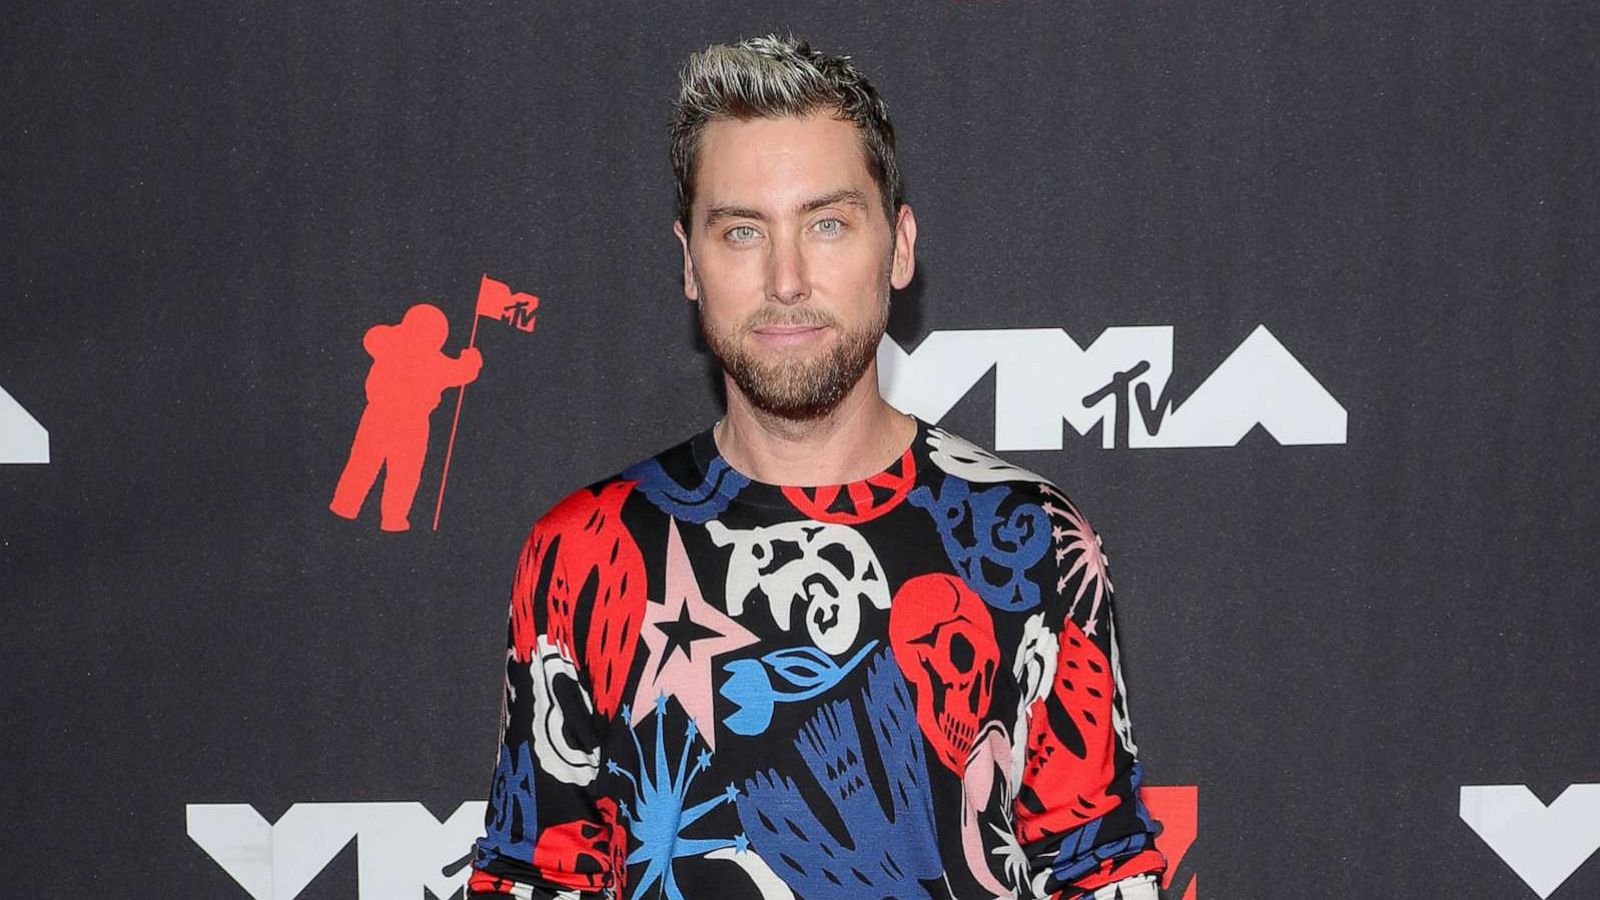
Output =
[{"x1": 471, "y1": 419, "x2": 1166, "y2": 899}]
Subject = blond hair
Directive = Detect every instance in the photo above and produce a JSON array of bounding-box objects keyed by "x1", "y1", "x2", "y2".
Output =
[{"x1": 670, "y1": 34, "x2": 904, "y2": 234}]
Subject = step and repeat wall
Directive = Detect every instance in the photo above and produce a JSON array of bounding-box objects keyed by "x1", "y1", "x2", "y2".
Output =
[{"x1": 4, "y1": 2, "x2": 1597, "y2": 898}]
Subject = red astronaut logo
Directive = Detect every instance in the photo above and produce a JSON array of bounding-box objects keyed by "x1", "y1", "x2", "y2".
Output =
[
  {"x1": 330, "y1": 303, "x2": 482, "y2": 531},
  {"x1": 329, "y1": 274, "x2": 540, "y2": 532}
]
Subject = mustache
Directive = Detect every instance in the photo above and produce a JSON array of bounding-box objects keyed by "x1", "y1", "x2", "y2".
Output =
[{"x1": 742, "y1": 307, "x2": 839, "y2": 331}]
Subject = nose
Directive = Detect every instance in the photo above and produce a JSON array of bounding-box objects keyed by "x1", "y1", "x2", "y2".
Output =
[{"x1": 765, "y1": 229, "x2": 810, "y2": 306}]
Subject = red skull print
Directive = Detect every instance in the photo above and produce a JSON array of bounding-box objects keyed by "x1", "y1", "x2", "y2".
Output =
[{"x1": 889, "y1": 573, "x2": 1000, "y2": 772}]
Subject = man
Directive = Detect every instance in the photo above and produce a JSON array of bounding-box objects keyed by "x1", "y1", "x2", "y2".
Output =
[{"x1": 468, "y1": 35, "x2": 1166, "y2": 900}]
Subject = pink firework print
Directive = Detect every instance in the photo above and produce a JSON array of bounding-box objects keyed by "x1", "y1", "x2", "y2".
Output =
[{"x1": 1043, "y1": 485, "x2": 1114, "y2": 636}]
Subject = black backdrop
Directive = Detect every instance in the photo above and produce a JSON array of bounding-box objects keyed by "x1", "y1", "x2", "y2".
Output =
[{"x1": 4, "y1": 2, "x2": 1598, "y2": 898}]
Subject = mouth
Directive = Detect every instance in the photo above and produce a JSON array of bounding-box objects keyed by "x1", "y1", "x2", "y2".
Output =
[{"x1": 750, "y1": 324, "x2": 829, "y2": 346}]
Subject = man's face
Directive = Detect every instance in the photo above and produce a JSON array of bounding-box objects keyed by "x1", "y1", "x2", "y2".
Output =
[{"x1": 675, "y1": 113, "x2": 916, "y2": 421}]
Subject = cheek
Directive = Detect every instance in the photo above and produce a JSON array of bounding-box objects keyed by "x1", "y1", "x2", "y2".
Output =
[
  {"x1": 695, "y1": 283, "x2": 761, "y2": 343},
  {"x1": 694, "y1": 249, "x2": 764, "y2": 308},
  {"x1": 808, "y1": 242, "x2": 887, "y2": 295}
]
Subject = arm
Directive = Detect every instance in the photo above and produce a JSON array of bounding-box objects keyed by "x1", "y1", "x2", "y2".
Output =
[
  {"x1": 1015, "y1": 486, "x2": 1166, "y2": 899},
  {"x1": 440, "y1": 347, "x2": 483, "y2": 388},
  {"x1": 467, "y1": 509, "x2": 628, "y2": 899}
]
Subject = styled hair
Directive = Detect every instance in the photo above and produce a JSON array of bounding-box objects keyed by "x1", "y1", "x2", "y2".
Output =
[{"x1": 670, "y1": 34, "x2": 904, "y2": 235}]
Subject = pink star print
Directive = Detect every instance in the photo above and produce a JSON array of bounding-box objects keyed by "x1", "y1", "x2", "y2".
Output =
[{"x1": 629, "y1": 518, "x2": 757, "y2": 749}]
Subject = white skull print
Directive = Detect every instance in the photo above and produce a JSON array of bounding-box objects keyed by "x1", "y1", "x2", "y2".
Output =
[{"x1": 706, "y1": 519, "x2": 890, "y2": 657}]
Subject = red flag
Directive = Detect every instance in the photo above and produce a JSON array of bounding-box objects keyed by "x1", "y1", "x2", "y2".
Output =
[{"x1": 475, "y1": 274, "x2": 540, "y2": 333}]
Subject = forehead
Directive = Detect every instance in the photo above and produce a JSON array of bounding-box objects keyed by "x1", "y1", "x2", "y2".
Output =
[{"x1": 693, "y1": 114, "x2": 876, "y2": 212}]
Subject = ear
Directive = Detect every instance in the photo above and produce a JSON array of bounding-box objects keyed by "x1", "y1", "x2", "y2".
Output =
[
  {"x1": 673, "y1": 219, "x2": 699, "y2": 302},
  {"x1": 890, "y1": 203, "x2": 918, "y2": 290}
]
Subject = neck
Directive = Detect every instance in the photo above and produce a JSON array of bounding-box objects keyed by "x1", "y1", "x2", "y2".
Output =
[{"x1": 715, "y1": 363, "x2": 915, "y2": 486}]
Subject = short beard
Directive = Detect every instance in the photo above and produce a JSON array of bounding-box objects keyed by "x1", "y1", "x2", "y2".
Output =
[{"x1": 698, "y1": 284, "x2": 890, "y2": 422}]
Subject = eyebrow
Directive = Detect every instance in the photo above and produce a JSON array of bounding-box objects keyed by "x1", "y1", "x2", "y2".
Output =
[{"x1": 703, "y1": 188, "x2": 869, "y2": 227}]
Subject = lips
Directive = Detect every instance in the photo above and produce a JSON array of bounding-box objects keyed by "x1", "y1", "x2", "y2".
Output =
[
  {"x1": 748, "y1": 321, "x2": 831, "y2": 349},
  {"x1": 753, "y1": 325, "x2": 826, "y2": 336}
]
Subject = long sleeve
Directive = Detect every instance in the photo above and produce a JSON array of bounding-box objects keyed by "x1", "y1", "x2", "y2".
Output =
[
  {"x1": 468, "y1": 487, "x2": 640, "y2": 899},
  {"x1": 1014, "y1": 487, "x2": 1167, "y2": 899}
]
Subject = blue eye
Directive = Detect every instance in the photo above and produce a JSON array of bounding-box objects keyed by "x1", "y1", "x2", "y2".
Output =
[
  {"x1": 814, "y1": 218, "x2": 844, "y2": 235},
  {"x1": 728, "y1": 225, "x2": 759, "y2": 243}
]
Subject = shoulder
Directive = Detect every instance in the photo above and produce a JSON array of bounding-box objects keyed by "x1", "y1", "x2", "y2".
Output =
[
  {"x1": 917, "y1": 422, "x2": 1085, "y2": 513},
  {"x1": 529, "y1": 476, "x2": 636, "y2": 538},
  {"x1": 525, "y1": 429, "x2": 706, "y2": 539},
  {"x1": 913, "y1": 423, "x2": 1114, "y2": 625},
  {"x1": 920, "y1": 421, "x2": 1110, "y2": 556}
]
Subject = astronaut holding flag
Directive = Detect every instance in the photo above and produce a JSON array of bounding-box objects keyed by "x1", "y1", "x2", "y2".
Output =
[{"x1": 330, "y1": 274, "x2": 538, "y2": 532}]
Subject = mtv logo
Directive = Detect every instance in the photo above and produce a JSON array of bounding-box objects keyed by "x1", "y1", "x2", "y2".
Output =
[
  {"x1": 1461, "y1": 784, "x2": 1600, "y2": 898},
  {"x1": 187, "y1": 801, "x2": 486, "y2": 899},
  {"x1": 878, "y1": 325, "x2": 1346, "y2": 451},
  {"x1": 0, "y1": 381, "x2": 48, "y2": 464},
  {"x1": 476, "y1": 274, "x2": 539, "y2": 333}
]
